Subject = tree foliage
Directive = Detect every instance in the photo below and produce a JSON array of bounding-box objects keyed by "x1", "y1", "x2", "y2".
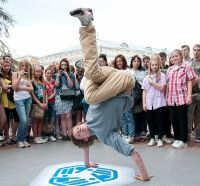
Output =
[{"x1": 0, "y1": 0, "x2": 15, "y2": 56}]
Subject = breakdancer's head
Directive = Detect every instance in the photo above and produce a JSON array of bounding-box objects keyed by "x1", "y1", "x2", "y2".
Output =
[{"x1": 70, "y1": 122, "x2": 95, "y2": 148}]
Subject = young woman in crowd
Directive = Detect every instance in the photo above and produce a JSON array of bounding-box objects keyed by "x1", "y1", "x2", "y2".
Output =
[
  {"x1": 43, "y1": 67, "x2": 57, "y2": 142},
  {"x1": 12, "y1": 60, "x2": 33, "y2": 148},
  {"x1": 166, "y1": 49, "x2": 195, "y2": 148},
  {"x1": 113, "y1": 54, "x2": 135, "y2": 143},
  {"x1": 130, "y1": 55, "x2": 147, "y2": 142},
  {"x1": 55, "y1": 58, "x2": 75, "y2": 141},
  {"x1": 142, "y1": 55, "x2": 167, "y2": 147},
  {"x1": 0, "y1": 63, "x2": 7, "y2": 146},
  {"x1": 31, "y1": 65, "x2": 47, "y2": 144},
  {"x1": 1, "y1": 60, "x2": 19, "y2": 144}
]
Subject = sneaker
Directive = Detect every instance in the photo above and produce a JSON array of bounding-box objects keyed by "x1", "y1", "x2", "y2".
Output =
[
  {"x1": 49, "y1": 135, "x2": 57, "y2": 142},
  {"x1": 148, "y1": 138, "x2": 155, "y2": 146},
  {"x1": 56, "y1": 135, "x2": 62, "y2": 140},
  {"x1": 157, "y1": 139, "x2": 163, "y2": 147},
  {"x1": 17, "y1": 141, "x2": 25, "y2": 148},
  {"x1": 162, "y1": 135, "x2": 173, "y2": 144},
  {"x1": 43, "y1": 136, "x2": 49, "y2": 142},
  {"x1": 195, "y1": 138, "x2": 200, "y2": 143},
  {"x1": 23, "y1": 141, "x2": 31, "y2": 147},
  {"x1": 171, "y1": 140, "x2": 180, "y2": 148},
  {"x1": 175, "y1": 141, "x2": 188, "y2": 148},
  {"x1": 38, "y1": 137, "x2": 47, "y2": 143},
  {"x1": 0, "y1": 134, "x2": 4, "y2": 141},
  {"x1": 69, "y1": 8, "x2": 94, "y2": 26},
  {"x1": 34, "y1": 137, "x2": 43, "y2": 144},
  {"x1": 75, "y1": 59, "x2": 84, "y2": 68}
]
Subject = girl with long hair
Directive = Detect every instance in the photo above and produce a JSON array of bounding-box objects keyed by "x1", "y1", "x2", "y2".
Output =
[
  {"x1": 142, "y1": 55, "x2": 167, "y2": 147},
  {"x1": 12, "y1": 59, "x2": 33, "y2": 148}
]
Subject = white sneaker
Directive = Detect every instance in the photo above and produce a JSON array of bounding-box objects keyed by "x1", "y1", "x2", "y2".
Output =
[
  {"x1": 56, "y1": 135, "x2": 62, "y2": 140},
  {"x1": 38, "y1": 137, "x2": 47, "y2": 144},
  {"x1": 157, "y1": 139, "x2": 163, "y2": 147},
  {"x1": 34, "y1": 137, "x2": 43, "y2": 144},
  {"x1": 17, "y1": 141, "x2": 25, "y2": 148},
  {"x1": 70, "y1": 8, "x2": 94, "y2": 26},
  {"x1": 23, "y1": 141, "x2": 31, "y2": 147},
  {"x1": 172, "y1": 140, "x2": 179, "y2": 148},
  {"x1": 195, "y1": 138, "x2": 200, "y2": 143},
  {"x1": 0, "y1": 135, "x2": 4, "y2": 141},
  {"x1": 43, "y1": 136, "x2": 49, "y2": 142},
  {"x1": 175, "y1": 141, "x2": 188, "y2": 148},
  {"x1": 162, "y1": 135, "x2": 173, "y2": 144},
  {"x1": 148, "y1": 138, "x2": 155, "y2": 146},
  {"x1": 49, "y1": 135, "x2": 57, "y2": 142}
]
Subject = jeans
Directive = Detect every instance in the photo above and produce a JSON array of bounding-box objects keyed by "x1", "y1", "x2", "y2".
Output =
[
  {"x1": 15, "y1": 97, "x2": 32, "y2": 142},
  {"x1": 44, "y1": 103, "x2": 55, "y2": 124}
]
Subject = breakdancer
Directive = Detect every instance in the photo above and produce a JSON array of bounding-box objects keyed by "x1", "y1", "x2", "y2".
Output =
[{"x1": 70, "y1": 8, "x2": 152, "y2": 181}]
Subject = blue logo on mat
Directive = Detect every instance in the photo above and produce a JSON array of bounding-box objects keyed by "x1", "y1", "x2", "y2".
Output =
[{"x1": 49, "y1": 165, "x2": 118, "y2": 186}]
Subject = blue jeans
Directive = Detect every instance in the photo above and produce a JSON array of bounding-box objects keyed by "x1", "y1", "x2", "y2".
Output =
[
  {"x1": 15, "y1": 97, "x2": 32, "y2": 142},
  {"x1": 44, "y1": 102, "x2": 55, "y2": 124}
]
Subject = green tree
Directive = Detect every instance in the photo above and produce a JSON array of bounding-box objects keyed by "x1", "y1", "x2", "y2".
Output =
[{"x1": 0, "y1": 0, "x2": 15, "y2": 56}]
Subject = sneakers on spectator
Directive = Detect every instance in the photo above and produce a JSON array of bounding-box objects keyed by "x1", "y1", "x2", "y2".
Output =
[
  {"x1": 162, "y1": 135, "x2": 173, "y2": 144},
  {"x1": 0, "y1": 132, "x2": 4, "y2": 141},
  {"x1": 69, "y1": 8, "x2": 94, "y2": 26},
  {"x1": 34, "y1": 137, "x2": 43, "y2": 144},
  {"x1": 49, "y1": 135, "x2": 57, "y2": 142},
  {"x1": 172, "y1": 140, "x2": 179, "y2": 148},
  {"x1": 23, "y1": 141, "x2": 31, "y2": 147},
  {"x1": 157, "y1": 139, "x2": 163, "y2": 147},
  {"x1": 17, "y1": 141, "x2": 25, "y2": 148},
  {"x1": 43, "y1": 136, "x2": 49, "y2": 142},
  {"x1": 175, "y1": 141, "x2": 188, "y2": 148},
  {"x1": 56, "y1": 135, "x2": 62, "y2": 140},
  {"x1": 195, "y1": 138, "x2": 200, "y2": 143},
  {"x1": 38, "y1": 137, "x2": 47, "y2": 143},
  {"x1": 75, "y1": 59, "x2": 84, "y2": 68},
  {"x1": 148, "y1": 138, "x2": 155, "y2": 146}
]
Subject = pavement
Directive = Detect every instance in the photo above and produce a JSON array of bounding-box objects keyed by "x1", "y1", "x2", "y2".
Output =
[{"x1": 0, "y1": 139, "x2": 200, "y2": 186}]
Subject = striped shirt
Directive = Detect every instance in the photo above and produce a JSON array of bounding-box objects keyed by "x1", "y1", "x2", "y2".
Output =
[{"x1": 166, "y1": 63, "x2": 195, "y2": 106}]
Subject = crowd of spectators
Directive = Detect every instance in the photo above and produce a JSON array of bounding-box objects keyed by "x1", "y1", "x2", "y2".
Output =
[{"x1": 0, "y1": 44, "x2": 200, "y2": 149}]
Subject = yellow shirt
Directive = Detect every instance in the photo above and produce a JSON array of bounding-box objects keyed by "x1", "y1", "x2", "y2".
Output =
[{"x1": 2, "y1": 78, "x2": 15, "y2": 109}]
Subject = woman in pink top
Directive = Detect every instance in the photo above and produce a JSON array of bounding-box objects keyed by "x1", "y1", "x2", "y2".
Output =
[
  {"x1": 142, "y1": 55, "x2": 166, "y2": 147},
  {"x1": 166, "y1": 49, "x2": 195, "y2": 148}
]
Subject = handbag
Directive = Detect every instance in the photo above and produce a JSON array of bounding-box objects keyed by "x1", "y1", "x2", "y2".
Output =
[
  {"x1": 60, "y1": 88, "x2": 76, "y2": 100},
  {"x1": 30, "y1": 104, "x2": 45, "y2": 119},
  {"x1": 42, "y1": 122, "x2": 55, "y2": 134}
]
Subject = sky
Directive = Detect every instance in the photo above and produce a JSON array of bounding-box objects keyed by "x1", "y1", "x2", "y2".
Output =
[{"x1": 1, "y1": 0, "x2": 199, "y2": 57}]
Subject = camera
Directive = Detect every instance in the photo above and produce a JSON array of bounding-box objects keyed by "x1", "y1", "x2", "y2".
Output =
[{"x1": 23, "y1": 72, "x2": 27, "y2": 76}]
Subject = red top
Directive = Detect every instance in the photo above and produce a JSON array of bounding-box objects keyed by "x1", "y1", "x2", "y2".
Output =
[{"x1": 45, "y1": 80, "x2": 55, "y2": 103}]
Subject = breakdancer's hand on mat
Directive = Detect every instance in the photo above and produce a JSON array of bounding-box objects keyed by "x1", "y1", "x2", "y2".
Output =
[
  {"x1": 135, "y1": 174, "x2": 153, "y2": 181},
  {"x1": 86, "y1": 162, "x2": 99, "y2": 168}
]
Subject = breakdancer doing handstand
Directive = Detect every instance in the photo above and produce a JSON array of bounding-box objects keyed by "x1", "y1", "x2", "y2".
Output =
[{"x1": 69, "y1": 8, "x2": 152, "y2": 181}]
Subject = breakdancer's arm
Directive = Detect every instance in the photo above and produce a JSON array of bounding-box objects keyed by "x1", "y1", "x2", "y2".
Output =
[
  {"x1": 132, "y1": 151, "x2": 153, "y2": 181},
  {"x1": 83, "y1": 146, "x2": 98, "y2": 167}
]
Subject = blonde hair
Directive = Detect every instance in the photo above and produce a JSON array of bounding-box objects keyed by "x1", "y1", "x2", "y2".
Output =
[
  {"x1": 32, "y1": 64, "x2": 44, "y2": 82},
  {"x1": 18, "y1": 59, "x2": 32, "y2": 80},
  {"x1": 148, "y1": 54, "x2": 161, "y2": 81}
]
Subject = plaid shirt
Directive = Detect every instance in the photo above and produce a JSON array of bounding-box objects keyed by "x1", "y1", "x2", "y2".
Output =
[{"x1": 166, "y1": 63, "x2": 195, "y2": 106}]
